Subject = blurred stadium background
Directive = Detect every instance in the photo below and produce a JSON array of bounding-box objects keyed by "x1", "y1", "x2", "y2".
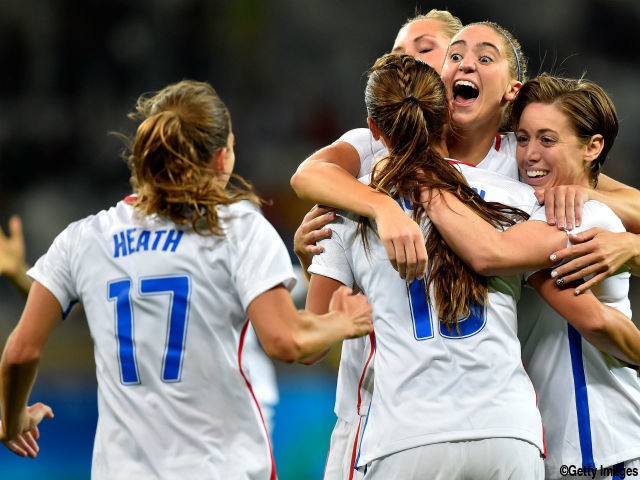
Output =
[{"x1": 0, "y1": 1, "x2": 638, "y2": 478}]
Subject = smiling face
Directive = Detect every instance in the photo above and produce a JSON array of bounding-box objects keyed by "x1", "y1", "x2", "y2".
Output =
[
  {"x1": 516, "y1": 102, "x2": 600, "y2": 189},
  {"x1": 440, "y1": 24, "x2": 521, "y2": 129},
  {"x1": 392, "y1": 19, "x2": 453, "y2": 73}
]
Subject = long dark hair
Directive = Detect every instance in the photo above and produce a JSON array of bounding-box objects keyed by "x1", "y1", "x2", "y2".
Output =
[{"x1": 362, "y1": 54, "x2": 528, "y2": 325}]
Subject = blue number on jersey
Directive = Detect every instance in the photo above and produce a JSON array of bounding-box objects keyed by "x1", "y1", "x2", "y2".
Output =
[
  {"x1": 407, "y1": 279, "x2": 486, "y2": 340},
  {"x1": 108, "y1": 275, "x2": 191, "y2": 385}
]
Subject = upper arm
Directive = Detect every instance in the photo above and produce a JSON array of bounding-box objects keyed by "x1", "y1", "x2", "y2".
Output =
[
  {"x1": 296, "y1": 142, "x2": 362, "y2": 177},
  {"x1": 527, "y1": 270, "x2": 602, "y2": 330},
  {"x1": 594, "y1": 174, "x2": 640, "y2": 233},
  {"x1": 306, "y1": 274, "x2": 345, "y2": 314}
]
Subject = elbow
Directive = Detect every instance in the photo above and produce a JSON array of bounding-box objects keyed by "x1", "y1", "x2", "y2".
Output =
[
  {"x1": 464, "y1": 255, "x2": 501, "y2": 276},
  {"x1": 290, "y1": 169, "x2": 312, "y2": 201},
  {"x1": 2, "y1": 335, "x2": 42, "y2": 368},
  {"x1": 261, "y1": 334, "x2": 303, "y2": 364}
]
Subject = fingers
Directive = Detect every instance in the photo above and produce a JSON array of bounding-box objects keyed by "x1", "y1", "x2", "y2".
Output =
[
  {"x1": 8, "y1": 216, "x2": 24, "y2": 242},
  {"x1": 29, "y1": 402, "x2": 54, "y2": 424}
]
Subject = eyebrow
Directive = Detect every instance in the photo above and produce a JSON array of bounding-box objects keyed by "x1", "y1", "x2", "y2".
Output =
[{"x1": 449, "y1": 39, "x2": 501, "y2": 55}]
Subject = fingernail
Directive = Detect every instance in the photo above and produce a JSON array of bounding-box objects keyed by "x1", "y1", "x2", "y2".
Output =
[
  {"x1": 550, "y1": 254, "x2": 557, "y2": 262},
  {"x1": 574, "y1": 289, "x2": 581, "y2": 295},
  {"x1": 556, "y1": 278, "x2": 565, "y2": 286},
  {"x1": 550, "y1": 270, "x2": 558, "y2": 278}
]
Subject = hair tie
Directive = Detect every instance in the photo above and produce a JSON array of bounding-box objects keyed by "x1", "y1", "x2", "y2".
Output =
[{"x1": 404, "y1": 95, "x2": 419, "y2": 105}]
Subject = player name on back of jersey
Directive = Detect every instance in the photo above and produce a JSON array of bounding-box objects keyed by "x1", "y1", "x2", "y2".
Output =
[{"x1": 113, "y1": 228, "x2": 184, "y2": 258}]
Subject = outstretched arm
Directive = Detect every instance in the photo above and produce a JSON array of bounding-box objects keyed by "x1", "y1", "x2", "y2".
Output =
[
  {"x1": 424, "y1": 190, "x2": 565, "y2": 275},
  {"x1": 528, "y1": 270, "x2": 640, "y2": 366},
  {"x1": 291, "y1": 142, "x2": 426, "y2": 283},
  {"x1": 0, "y1": 216, "x2": 32, "y2": 298},
  {"x1": 247, "y1": 284, "x2": 372, "y2": 364},
  {"x1": 1, "y1": 281, "x2": 59, "y2": 456}
]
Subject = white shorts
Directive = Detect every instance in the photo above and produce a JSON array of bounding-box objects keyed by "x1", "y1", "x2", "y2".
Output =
[
  {"x1": 324, "y1": 414, "x2": 365, "y2": 480},
  {"x1": 361, "y1": 437, "x2": 544, "y2": 480}
]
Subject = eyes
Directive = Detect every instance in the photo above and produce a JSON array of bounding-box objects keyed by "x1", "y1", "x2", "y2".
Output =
[
  {"x1": 448, "y1": 52, "x2": 494, "y2": 64},
  {"x1": 516, "y1": 132, "x2": 557, "y2": 147}
]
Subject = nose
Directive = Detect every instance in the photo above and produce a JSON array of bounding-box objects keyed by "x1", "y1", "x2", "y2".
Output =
[
  {"x1": 458, "y1": 60, "x2": 476, "y2": 73},
  {"x1": 523, "y1": 142, "x2": 541, "y2": 163}
]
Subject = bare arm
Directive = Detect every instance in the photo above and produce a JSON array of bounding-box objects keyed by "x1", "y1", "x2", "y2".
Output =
[
  {"x1": 528, "y1": 270, "x2": 640, "y2": 365},
  {"x1": 291, "y1": 142, "x2": 427, "y2": 282},
  {"x1": 247, "y1": 284, "x2": 372, "y2": 364},
  {"x1": 1, "y1": 281, "x2": 57, "y2": 456},
  {"x1": 0, "y1": 216, "x2": 32, "y2": 298},
  {"x1": 425, "y1": 191, "x2": 565, "y2": 275}
]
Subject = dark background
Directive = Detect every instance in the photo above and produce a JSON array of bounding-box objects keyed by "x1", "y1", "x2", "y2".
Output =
[{"x1": 0, "y1": 1, "x2": 638, "y2": 479}]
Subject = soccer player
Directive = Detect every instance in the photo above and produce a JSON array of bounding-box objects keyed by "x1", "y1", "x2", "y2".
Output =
[
  {"x1": 309, "y1": 53, "x2": 546, "y2": 479},
  {"x1": 0, "y1": 79, "x2": 373, "y2": 479},
  {"x1": 425, "y1": 74, "x2": 640, "y2": 479}
]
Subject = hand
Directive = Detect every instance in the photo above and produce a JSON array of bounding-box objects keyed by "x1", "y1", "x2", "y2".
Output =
[
  {"x1": 374, "y1": 202, "x2": 427, "y2": 284},
  {"x1": 293, "y1": 205, "x2": 336, "y2": 266},
  {"x1": 328, "y1": 285, "x2": 373, "y2": 338},
  {"x1": 1, "y1": 402, "x2": 54, "y2": 458},
  {"x1": 550, "y1": 228, "x2": 637, "y2": 294},
  {"x1": 535, "y1": 185, "x2": 590, "y2": 230},
  {"x1": 0, "y1": 215, "x2": 27, "y2": 279}
]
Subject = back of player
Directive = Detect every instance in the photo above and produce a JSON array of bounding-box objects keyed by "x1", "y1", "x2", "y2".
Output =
[
  {"x1": 29, "y1": 197, "x2": 292, "y2": 479},
  {"x1": 312, "y1": 162, "x2": 545, "y2": 479}
]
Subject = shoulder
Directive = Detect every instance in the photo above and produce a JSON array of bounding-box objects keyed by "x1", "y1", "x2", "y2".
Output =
[
  {"x1": 335, "y1": 128, "x2": 374, "y2": 146},
  {"x1": 572, "y1": 200, "x2": 625, "y2": 233}
]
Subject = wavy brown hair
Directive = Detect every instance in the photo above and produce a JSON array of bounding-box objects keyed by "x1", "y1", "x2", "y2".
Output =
[
  {"x1": 362, "y1": 54, "x2": 529, "y2": 326},
  {"x1": 120, "y1": 80, "x2": 260, "y2": 235}
]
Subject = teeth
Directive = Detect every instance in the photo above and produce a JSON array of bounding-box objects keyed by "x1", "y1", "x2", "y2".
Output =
[
  {"x1": 454, "y1": 80, "x2": 478, "y2": 90},
  {"x1": 527, "y1": 170, "x2": 547, "y2": 178}
]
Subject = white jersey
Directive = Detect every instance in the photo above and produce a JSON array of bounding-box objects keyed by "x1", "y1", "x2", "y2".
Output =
[
  {"x1": 28, "y1": 198, "x2": 296, "y2": 480},
  {"x1": 310, "y1": 163, "x2": 544, "y2": 466},
  {"x1": 518, "y1": 201, "x2": 640, "y2": 479},
  {"x1": 476, "y1": 132, "x2": 519, "y2": 180},
  {"x1": 336, "y1": 129, "x2": 519, "y2": 182},
  {"x1": 328, "y1": 130, "x2": 524, "y2": 425}
]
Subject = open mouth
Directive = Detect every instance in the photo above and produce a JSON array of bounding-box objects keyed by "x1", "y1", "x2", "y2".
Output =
[
  {"x1": 526, "y1": 170, "x2": 548, "y2": 179},
  {"x1": 452, "y1": 80, "x2": 479, "y2": 106}
]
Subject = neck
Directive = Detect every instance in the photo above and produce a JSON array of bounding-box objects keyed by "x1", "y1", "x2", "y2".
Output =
[{"x1": 446, "y1": 111, "x2": 504, "y2": 165}]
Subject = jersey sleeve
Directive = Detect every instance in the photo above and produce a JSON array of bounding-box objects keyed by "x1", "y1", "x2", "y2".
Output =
[
  {"x1": 27, "y1": 222, "x2": 82, "y2": 318},
  {"x1": 228, "y1": 205, "x2": 297, "y2": 311},
  {"x1": 308, "y1": 215, "x2": 355, "y2": 288},
  {"x1": 335, "y1": 128, "x2": 387, "y2": 178}
]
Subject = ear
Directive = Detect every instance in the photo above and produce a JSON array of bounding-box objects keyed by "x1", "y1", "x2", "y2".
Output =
[
  {"x1": 503, "y1": 79, "x2": 522, "y2": 102},
  {"x1": 584, "y1": 134, "x2": 604, "y2": 163},
  {"x1": 367, "y1": 116, "x2": 382, "y2": 141},
  {"x1": 212, "y1": 147, "x2": 227, "y2": 173}
]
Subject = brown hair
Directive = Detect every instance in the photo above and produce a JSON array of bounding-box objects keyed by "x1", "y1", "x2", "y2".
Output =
[
  {"x1": 121, "y1": 80, "x2": 260, "y2": 235},
  {"x1": 510, "y1": 74, "x2": 618, "y2": 186},
  {"x1": 363, "y1": 53, "x2": 528, "y2": 326}
]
